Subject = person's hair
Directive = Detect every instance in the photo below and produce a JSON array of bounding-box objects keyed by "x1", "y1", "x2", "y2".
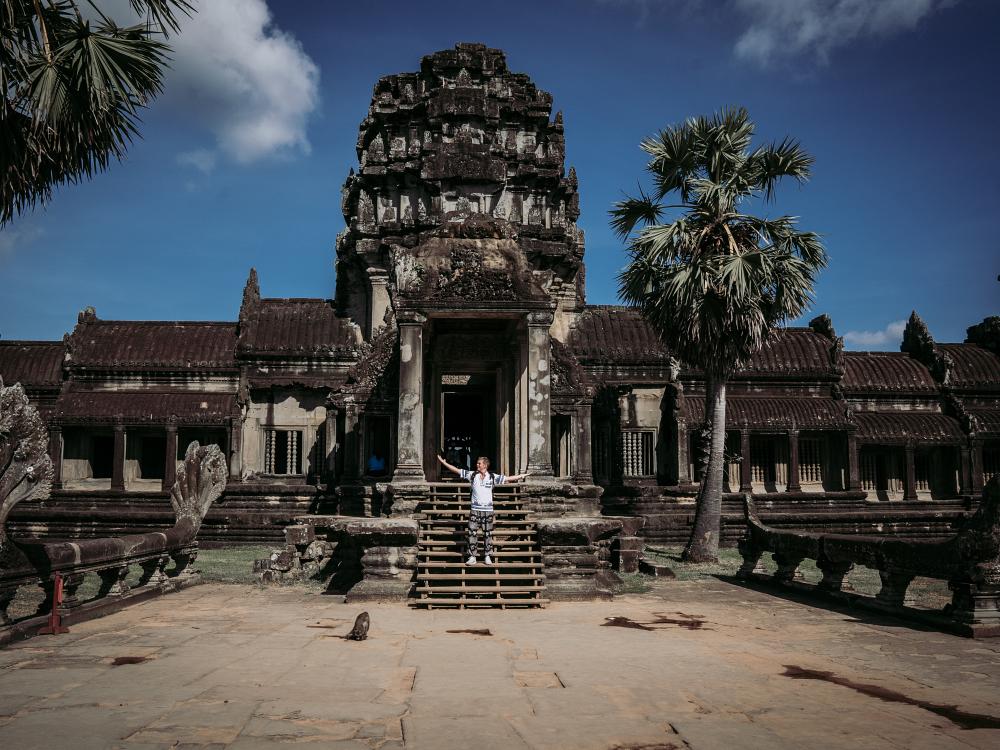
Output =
[{"x1": 476, "y1": 456, "x2": 490, "y2": 468}]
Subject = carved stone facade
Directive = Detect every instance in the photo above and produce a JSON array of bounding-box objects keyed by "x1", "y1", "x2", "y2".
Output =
[{"x1": 0, "y1": 44, "x2": 998, "y2": 551}]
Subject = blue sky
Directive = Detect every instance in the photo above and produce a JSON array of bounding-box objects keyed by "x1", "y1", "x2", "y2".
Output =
[{"x1": 1, "y1": 0, "x2": 997, "y2": 349}]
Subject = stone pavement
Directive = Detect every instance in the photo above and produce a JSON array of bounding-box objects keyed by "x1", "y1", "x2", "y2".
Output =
[{"x1": 1, "y1": 580, "x2": 999, "y2": 749}]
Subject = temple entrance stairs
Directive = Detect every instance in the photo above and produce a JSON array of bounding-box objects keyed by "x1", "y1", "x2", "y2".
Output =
[{"x1": 413, "y1": 483, "x2": 547, "y2": 609}]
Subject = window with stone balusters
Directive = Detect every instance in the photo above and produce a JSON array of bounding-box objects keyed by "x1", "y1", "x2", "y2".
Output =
[
  {"x1": 621, "y1": 430, "x2": 655, "y2": 477},
  {"x1": 264, "y1": 429, "x2": 303, "y2": 475}
]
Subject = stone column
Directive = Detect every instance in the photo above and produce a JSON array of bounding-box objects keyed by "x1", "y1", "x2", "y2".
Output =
[
  {"x1": 739, "y1": 428, "x2": 752, "y2": 492},
  {"x1": 572, "y1": 403, "x2": 593, "y2": 484},
  {"x1": 903, "y1": 442, "x2": 917, "y2": 501},
  {"x1": 162, "y1": 423, "x2": 178, "y2": 492},
  {"x1": 846, "y1": 432, "x2": 861, "y2": 492},
  {"x1": 525, "y1": 311, "x2": 554, "y2": 477},
  {"x1": 111, "y1": 423, "x2": 126, "y2": 492},
  {"x1": 228, "y1": 418, "x2": 242, "y2": 481},
  {"x1": 786, "y1": 429, "x2": 801, "y2": 493},
  {"x1": 971, "y1": 440, "x2": 984, "y2": 495},
  {"x1": 343, "y1": 400, "x2": 361, "y2": 480},
  {"x1": 392, "y1": 311, "x2": 427, "y2": 483},
  {"x1": 47, "y1": 426, "x2": 63, "y2": 490},
  {"x1": 676, "y1": 422, "x2": 690, "y2": 485},
  {"x1": 324, "y1": 407, "x2": 338, "y2": 479},
  {"x1": 367, "y1": 268, "x2": 390, "y2": 339},
  {"x1": 959, "y1": 445, "x2": 971, "y2": 497}
]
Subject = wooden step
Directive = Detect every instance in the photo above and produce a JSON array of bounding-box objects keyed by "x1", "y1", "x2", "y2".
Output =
[
  {"x1": 415, "y1": 585, "x2": 545, "y2": 593},
  {"x1": 419, "y1": 561, "x2": 543, "y2": 569},
  {"x1": 416, "y1": 574, "x2": 544, "y2": 583},
  {"x1": 417, "y1": 548, "x2": 542, "y2": 565}
]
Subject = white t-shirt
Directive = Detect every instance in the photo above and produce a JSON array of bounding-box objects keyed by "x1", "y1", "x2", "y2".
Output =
[{"x1": 459, "y1": 469, "x2": 507, "y2": 511}]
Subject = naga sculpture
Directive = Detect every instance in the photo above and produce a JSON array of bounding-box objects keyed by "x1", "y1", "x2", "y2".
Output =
[{"x1": 0, "y1": 379, "x2": 53, "y2": 554}]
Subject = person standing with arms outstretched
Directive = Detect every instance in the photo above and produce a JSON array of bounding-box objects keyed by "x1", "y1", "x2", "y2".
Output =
[{"x1": 437, "y1": 454, "x2": 530, "y2": 565}]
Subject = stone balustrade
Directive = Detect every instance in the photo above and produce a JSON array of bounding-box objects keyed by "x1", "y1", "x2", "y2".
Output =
[
  {"x1": 1, "y1": 438, "x2": 226, "y2": 646},
  {"x1": 737, "y1": 476, "x2": 1000, "y2": 638}
]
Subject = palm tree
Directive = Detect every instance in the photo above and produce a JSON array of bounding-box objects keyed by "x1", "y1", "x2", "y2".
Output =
[
  {"x1": 2, "y1": 0, "x2": 193, "y2": 226},
  {"x1": 611, "y1": 107, "x2": 826, "y2": 562}
]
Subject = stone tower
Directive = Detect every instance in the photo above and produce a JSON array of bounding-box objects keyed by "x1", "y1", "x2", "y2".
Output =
[{"x1": 335, "y1": 42, "x2": 586, "y2": 342}]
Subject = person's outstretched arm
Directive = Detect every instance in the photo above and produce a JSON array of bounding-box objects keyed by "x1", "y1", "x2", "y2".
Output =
[
  {"x1": 503, "y1": 471, "x2": 532, "y2": 483},
  {"x1": 437, "y1": 454, "x2": 463, "y2": 476}
]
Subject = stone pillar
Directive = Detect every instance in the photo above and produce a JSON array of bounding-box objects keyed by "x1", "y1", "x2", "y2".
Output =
[
  {"x1": 971, "y1": 440, "x2": 984, "y2": 495},
  {"x1": 903, "y1": 442, "x2": 917, "y2": 501},
  {"x1": 324, "y1": 407, "x2": 338, "y2": 479},
  {"x1": 739, "y1": 428, "x2": 752, "y2": 492},
  {"x1": 392, "y1": 311, "x2": 427, "y2": 483},
  {"x1": 367, "y1": 268, "x2": 390, "y2": 339},
  {"x1": 162, "y1": 423, "x2": 178, "y2": 492},
  {"x1": 846, "y1": 432, "x2": 861, "y2": 492},
  {"x1": 343, "y1": 400, "x2": 361, "y2": 480},
  {"x1": 572, "y1": 403, "x2": 594, "y2": 484},
  {"x1": 525, "y1": 311, "x2": 554, "y2": 477},
  {"x1": 228, "y1": 418, "x2": 242, "y2": 481},
  {"x1": 676, "y1": 422, "x2": 690, "y2": 484},
  {"x1": 111, "y1": 423, "x2": 126, "y2": 492},
  {"x1": 959, "y1": 445, "x2": 971, "y2": 497},
  {"x1": 47, "y1": 425, "x2": 63, "y2": 490},
  {"x1": 786, "y1": 429, "x2": 801, "y2": 493}
]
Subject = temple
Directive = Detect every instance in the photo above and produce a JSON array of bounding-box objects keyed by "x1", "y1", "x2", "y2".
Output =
[{"x1": 2, "y1": 43, "x2": 998, "y2": 548}]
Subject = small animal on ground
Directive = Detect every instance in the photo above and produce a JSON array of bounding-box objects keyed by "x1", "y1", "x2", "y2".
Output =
[{"x1": 347, "y1": 611, "x2": 370, "y2": 640}]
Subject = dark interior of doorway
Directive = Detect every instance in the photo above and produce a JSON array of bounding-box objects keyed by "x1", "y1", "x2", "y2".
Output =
[{"x1": 443, "y1": 388, "x2": 494, "y2": 473}]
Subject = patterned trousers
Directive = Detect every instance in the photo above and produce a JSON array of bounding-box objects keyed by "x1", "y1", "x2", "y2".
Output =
[{"x1": 467, "y1": 509, "x2": 494, "y2": 558}]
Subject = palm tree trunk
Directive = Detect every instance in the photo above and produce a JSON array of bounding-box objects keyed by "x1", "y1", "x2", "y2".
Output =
[{"x1": 682, "y1": 376, "x2": 727, "y2": 562}]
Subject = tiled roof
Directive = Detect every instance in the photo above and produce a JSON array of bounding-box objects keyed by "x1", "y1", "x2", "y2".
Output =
[
  {"x1": 938, "y1": 344, "x2": 1000, "y2": 389},
  {"x1": 0, "y1": 341, "x2": 64, "y2": 387},
  {"x1": 569, "y1": 309, "x2": 835, "y2": 377},
  {"x1": 56, "y1": 390, "x2": 237, "y2": 424},
  {"x1": 67, "y1": 321, "x2": 237, "y2": 370},
  {"x1": 568, "y1": 306, "x2": 670, "y2": 365},
  {"x1": 853, "y1": 411, "x2": 964, "y2": 443},
  {"x1": 681, "y1": 397, "x2": 852, "y2": 429},
  {"x1": 841, "y1": 352, "x2": 937, "y2": 393},
  {"x1": 237, "y1": 299, "x2": 360, "y2": 356},
  {"x1": 737, "y1": 328, "x2": 834, "y2": 377},
  {"x1": 968, "y1": 408, "x2": 1000, "y2": 436}
]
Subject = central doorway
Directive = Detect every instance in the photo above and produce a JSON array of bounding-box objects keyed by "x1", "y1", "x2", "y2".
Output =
[{"x1": 441, "y1": 373, "x2": 496, "y2": 475}]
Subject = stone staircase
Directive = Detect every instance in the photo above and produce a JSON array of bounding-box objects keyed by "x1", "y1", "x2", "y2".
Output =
[{"x1": 413, "y1": 482, "x2": 547, "y2": 609}]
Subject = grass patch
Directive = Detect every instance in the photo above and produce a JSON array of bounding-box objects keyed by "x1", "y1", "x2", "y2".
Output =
[
  {"x1": 615, "y1": 572, "x2": 652, "y2": 595},
  {"x1": 195, "y1": 545, "x2": 273, "y2": 584}
]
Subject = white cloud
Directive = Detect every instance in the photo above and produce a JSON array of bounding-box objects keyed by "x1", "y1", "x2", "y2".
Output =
[
  {"x1": 843, "y1": 320, "x2": 907, "y2": 350},
  {"x1": 107, "y1": 0, "x2": 320, "y2": 164},
  {"x1": 0, "y1": 223, "x2": 44, "y2": 262},
  {"x1": 732, "y1": 0, "x2": 959, "y2": 66},
  {"x1": 176, "y1": 148, "x2": 217, "y2": 174}
]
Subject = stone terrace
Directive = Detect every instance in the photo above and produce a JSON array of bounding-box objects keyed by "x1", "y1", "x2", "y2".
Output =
[{"x1": 1, "y1": 581, "x2": 999, "y2": 749}]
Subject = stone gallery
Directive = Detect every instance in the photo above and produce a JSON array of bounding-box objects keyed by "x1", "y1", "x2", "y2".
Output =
[{"x1": 2, "y1": 45, "x2": 999, "y2": 599}]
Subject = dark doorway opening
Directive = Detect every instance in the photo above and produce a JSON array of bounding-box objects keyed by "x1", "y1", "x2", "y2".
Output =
[{"x1": 442, "y1": 374, "x2": 496, "y2": 475}]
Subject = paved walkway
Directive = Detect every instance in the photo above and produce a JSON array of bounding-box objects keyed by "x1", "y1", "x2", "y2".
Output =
[{"x1": 1, "y1": 580, "x2": 999, "y2": 749}]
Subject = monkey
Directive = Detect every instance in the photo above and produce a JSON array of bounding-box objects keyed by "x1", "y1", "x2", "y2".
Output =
[{"x1": 347, "y1": 611, "x2": 370, "y2": 641}]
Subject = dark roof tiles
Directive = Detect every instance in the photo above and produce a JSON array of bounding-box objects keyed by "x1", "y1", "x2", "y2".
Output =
[
  {"x1": 68, "y1": 321, "x2": 237, "y2": 370},
  {"x1": 56, "y1": 390, "x2": 237, "y2": 424},
  {"x1": 568, "y1": 306, "x2": 670, "y2": 365},
  {"x1": 237, "y1": 299, "x2": 360, "y2": 356},
  {"x1": 842, "y1": 352, "x2": 937, "y2": 393},
  {"x1": 0, "y1": 341, "x2": 64, "y2": 387},
  {"x1": 938, "y1": 344, "x2": 1000, "y2": 389},
  {"x1": 682, "y1": 397, "x2": 852, "y2": 429},
  {"x1": 739, "y1": 328, "x2": 834, "y2": 377},
  {"x1": 853, "y1": 411, "x2": 964, "y2": 443}
]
